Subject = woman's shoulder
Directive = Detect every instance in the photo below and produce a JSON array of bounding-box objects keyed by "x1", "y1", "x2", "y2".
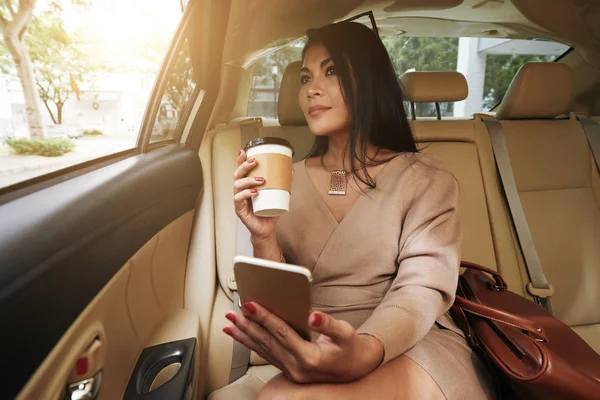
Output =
[
  {"x1": 397, "y1": 152, "x2": 452, "y2": 176},
  {"x1": 392, "y1": 152, "x2": 457, "y2": 191},
  {"x1": 407, "y1": 151, "x2": 445, "y2": 167}
]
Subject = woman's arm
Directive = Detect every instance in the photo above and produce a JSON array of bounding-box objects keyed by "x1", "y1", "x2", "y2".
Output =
[
  {"x1": 252, "y1": 234, "x2": 285, "y2": 262},
  {"x1": 356, "y1": 168, "x2": 462, "y2": 364}
]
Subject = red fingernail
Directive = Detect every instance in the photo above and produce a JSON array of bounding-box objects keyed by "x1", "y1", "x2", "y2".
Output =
[
  {"x1": 251, "y1": 188, "x2": 258, "y2": 194},
  {"x1": 244, "y1": 302, "x2": 257, "y2": 314},
  {"x1": 223, "y1": 326, "x2": 233, "y2": 336},
  {"x1": 225, "y1": 313, "x2": 236, "y2": 324},
  {"x1": 255, "y1": 177, "x2": 264, "y2": 182},
  {"x1": 312, "y1": 313, "x2": 323, "y2": 327},
  {"x1": 248, "y1": 158, "x2": 255, "y2": 163}
]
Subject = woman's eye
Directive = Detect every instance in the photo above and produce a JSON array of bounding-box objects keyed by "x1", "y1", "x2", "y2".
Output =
[
  {"x1": 325, "y1": 66, "x2": 336, "y2": 76},
  {"x1": 300, "y1": 75, "x2": 310, "y2": 84}
]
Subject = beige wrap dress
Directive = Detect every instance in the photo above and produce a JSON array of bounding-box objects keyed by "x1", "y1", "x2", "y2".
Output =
[{"x1": 275, "y1": 153, "x2": 496, "y2": 399}]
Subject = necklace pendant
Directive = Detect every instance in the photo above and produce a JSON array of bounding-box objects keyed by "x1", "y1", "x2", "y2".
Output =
[{"x1": 328, "y1": 170, "x2": 347, "y2": 195}]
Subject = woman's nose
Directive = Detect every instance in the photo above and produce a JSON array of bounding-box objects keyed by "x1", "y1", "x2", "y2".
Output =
[{"x1": 307, "y1": 85, "x2": 322, "y2": 98}]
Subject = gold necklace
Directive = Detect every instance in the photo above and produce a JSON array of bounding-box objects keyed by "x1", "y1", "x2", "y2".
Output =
[
  {"x1": 321, "y1": 153, "x2": 398, "y2": 195},
  {"x1": 321, "y1": 157, "x2": 367, "y2": 196},
  {"x1": 328, "y1": 170, "x2": 348, "y2": 195},
  {"x1": 320, "y1": 157, "x2": 349, "y2": 195}
]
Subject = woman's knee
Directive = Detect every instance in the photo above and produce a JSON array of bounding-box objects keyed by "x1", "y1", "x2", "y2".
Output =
[
  {"x1": 382, "y1": 356, "x2": 446, "y2": 400},
  {"x1": 257, "y1": 357, "x2": 445, "y2": 400},
  {"x1": 257, "y1": 374, "x2": 307, "y2": 400}
]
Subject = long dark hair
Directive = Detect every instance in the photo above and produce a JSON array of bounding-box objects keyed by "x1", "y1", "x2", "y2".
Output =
[{"x1": 303, "y1": 21, "x2": 417, "y2": 188}]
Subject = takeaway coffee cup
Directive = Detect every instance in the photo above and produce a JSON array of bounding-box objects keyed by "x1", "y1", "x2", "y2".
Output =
[{"x1": 244, "y1": 137, "x2": 294, "y2": 217}]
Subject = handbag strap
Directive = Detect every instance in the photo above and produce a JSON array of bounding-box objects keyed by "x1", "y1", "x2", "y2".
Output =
[
  {"x1": 457, "y1": 261, "x2": 548, "y2": 341},
  {"x1": 460, "y1": 261, "x2": 507, "y2": 289},
  {"x1": 453, "y1": 295, "x2": 547, "y2": 341}
]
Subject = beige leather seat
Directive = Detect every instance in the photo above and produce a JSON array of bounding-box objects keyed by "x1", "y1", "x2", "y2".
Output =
[
  {"x1": 205, "y1": 61, "x2": 313, "y2": 398},
  {"x1": 204, "y1": 64, "x2": 599, "y2": 398},
  {"x1": 492, "y1": 62, "x2": 600, "y2": 352},
  {"x1": 206, "y1": 69, "x2": 529, "y2": 398},
  {"x1": 400, "y1": 71, "x2": 528, "y2": 293}
]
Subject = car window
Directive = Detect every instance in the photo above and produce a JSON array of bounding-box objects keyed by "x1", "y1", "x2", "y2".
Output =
[
  {"x1": 0, "y1": 0, "x2": 181, "y2": 190},
  {"x1": 247, "y1": 35, "x2": 568, "y2": 120},
  {"x1": 150, "y1": 38, "x2": 196, "y2": 144},
  {"x1": 384, "y1": 36, "x2": 568, "y2": 118},
  {"x1": 247, "y1": 38, "x2": 305, "y2": 119}
]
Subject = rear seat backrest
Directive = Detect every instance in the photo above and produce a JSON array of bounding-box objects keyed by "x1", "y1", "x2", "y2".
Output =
[
  {"x1": 206, "y1": 61, "x2": 314, "y2": 393},
  {"x1": 205, "y1": 62, "x2": 600, "y2": 394},
  {"x1": 212, "y1": 61, "x2": 313, "y2": 305},
  {"x1": 494, "y1": 62, "x2": 600, "y2": 351},
  {"x1": 400, "y1": 71, "x2": 527, "y2": 294}
]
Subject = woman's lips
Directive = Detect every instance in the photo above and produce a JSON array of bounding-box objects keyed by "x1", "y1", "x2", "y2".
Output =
[{"x1": 308, "y1": 105, "x2": 331, "y2": 116}]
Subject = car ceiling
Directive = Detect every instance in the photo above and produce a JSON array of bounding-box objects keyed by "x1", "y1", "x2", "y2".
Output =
[{"x1": 221, "y1": 0, "x2": 600, "y2": 68}]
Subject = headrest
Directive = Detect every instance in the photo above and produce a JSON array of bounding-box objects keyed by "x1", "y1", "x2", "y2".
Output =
[
  {"x1": 495, "y1": 63, "x2": 572, "y2": 120},
  {"x1": 399, "y1": 71, "x2": 468, "y2": 103},
  {"x1": 277, "y1": 61, "x2": 307, "y2": 126}
]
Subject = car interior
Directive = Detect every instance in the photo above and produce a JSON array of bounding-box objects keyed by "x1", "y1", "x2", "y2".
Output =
[{"x1": 2, "y1": 0, "x2": 600, "y2": 399}]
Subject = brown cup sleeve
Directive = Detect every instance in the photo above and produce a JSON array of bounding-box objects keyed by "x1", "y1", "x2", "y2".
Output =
[{"x1": 247, "y1": 153, "x2": 293, "y2": 193}]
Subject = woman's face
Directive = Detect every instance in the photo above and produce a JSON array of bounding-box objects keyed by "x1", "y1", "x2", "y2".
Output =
[{"x1": 299, "y1": 43, "x2": 351, "y2": 137}]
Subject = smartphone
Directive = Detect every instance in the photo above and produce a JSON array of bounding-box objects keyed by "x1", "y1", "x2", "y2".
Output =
[{"x1": 233, "y1": 255, "x2": 313, "y2": 341}]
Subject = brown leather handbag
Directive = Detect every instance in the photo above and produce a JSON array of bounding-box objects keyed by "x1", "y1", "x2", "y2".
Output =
[{"x1": 450, "y1": 261, "x2": 600, "y2": 400}]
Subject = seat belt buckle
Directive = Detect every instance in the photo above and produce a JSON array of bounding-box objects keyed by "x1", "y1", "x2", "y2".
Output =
[
  {"x1": 227, "y1": 276, "x2": 238, "y2": 291},
  {"x1": 526, "y1": 282, "x2": 555, "y2": 298},
  {"x1": 228, "y1": 277, "x2": 243, "y2": 308}
]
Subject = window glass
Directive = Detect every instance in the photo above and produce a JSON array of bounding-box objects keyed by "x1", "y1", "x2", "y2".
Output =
[
  {"x1": 150, "y1": 39, "x2": 196, "y2": 144},
  {"x1": 247, "y1": 38, "x2": 305, "y2": 118},
  {"x1": 382, "y1": 36, "x2": 567, "y2": 117},
  {"x1": 246, "y1": 35, "x2": 568, "y2": 120},
  {"x1": 0, "y1": 0, "x2": 181, "y2": 190},
  {"x1": 384, "y1": 37, "x2": 459, "y2": 119}
]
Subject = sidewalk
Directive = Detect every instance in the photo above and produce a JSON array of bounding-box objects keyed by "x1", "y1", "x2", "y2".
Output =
[{"x1": 0, "y1": 136, "x2": 136, "y2": 188}]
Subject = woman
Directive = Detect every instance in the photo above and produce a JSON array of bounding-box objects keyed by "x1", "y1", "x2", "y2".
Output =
[{"x1": 223, "y1": 22, "x2": 496, "y2": 399}]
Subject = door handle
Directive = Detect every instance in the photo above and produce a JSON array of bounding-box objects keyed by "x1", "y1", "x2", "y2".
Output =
[
  {"x1": 65, "y1": 337, "x2": 104, "y2": 400},
  {"x1": 65, "y1": 370, "x2": 102, "y2": 400}
]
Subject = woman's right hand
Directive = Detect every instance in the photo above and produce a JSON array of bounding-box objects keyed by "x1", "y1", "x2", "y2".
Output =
[{"x1": 233, "y1": 149, "x2": 280, "y2": 241}]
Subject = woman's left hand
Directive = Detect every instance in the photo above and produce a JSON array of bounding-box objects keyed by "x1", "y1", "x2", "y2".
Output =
[{"x1": 223, "y1": 302, "x2": 384, "y2": 383}]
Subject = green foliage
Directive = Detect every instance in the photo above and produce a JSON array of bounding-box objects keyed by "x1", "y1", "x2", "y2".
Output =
[
  {"x1": 247, "y1": 36, "x2": 462, "y2": 117},
  {"x1": 5, "y1": 137, "x2": 75, "y2": 157},
  {"x1": 250, "y1": 40, "x2": 305, "y2": 94},
  {"x1": 164, "y1": 41, "x2": 195, "y2": 113},
  {"x1": 482, "y1": 54, "x2": 554, "y2": 109},
  {"x1": 83, "y1": 129, "x2": 103, "y2": 136},
  {"x1": 247, "y1": 35, "x2": 560, "y2": 117},
  {"x1": 0, "y1": 0, "x2": 107, "y2": 124},
  {"x1": 382, "y1": 37, "x2": 459, "y2": 117},
  {"x1": 383, "y1": 36, "x2": 459, "y2": 74},
  {"x1": 246, "y1": 40, "x2": 305, "y2": 117},
  {"x1": 27, "y1": 2, "x2": 105, "y2": 124},
  {"x1": 151, "y1": 40, "x2": 197, "y2": 141}
]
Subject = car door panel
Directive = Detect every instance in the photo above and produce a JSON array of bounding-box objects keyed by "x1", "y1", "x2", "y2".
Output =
[
  {"x1": 0, "y1": 144, "x2": 202, "y2": 398},
  {"x1": 17, "y1": 211, "x2": 200, "y2": 400}
]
